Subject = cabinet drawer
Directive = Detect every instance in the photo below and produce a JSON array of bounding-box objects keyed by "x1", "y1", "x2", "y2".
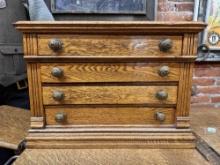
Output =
[
  {"x1": 40, "y1": 63, "x2": 181, "y2": 83},
  {"x1": 42, "y1": 86, "x2": 177, "y2": 105},
  {"x1": 38, "y1": 35, "x2": 182, "y2": 56},
  {"x1": 45, "y1": 107, "x2": 175, "y2": 125}
]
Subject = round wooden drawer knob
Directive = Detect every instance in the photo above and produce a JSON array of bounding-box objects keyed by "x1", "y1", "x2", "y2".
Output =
[
  {"x1": 158, "y1": 66, "x2": 170, "y2": 77},
  {"x1": 52, "y1": 91, "x2": 65, "y2": 101},
  {"x1": 159, "y1": 39, "x2": 173, "y2": 52},
  {"x1": 51, "y1": 67, "x2": 63, "y2": 78},
  {"x1": 55, "y1": 112, "x2": 66, "y2": 123},
  {"x1": 48, "y1": 38, "x2": 63, "y2": 52},
  {"x1": 155, "y1": 112, "x2": 166, "y2": 122},
  {"x1": 155, "y1": 90, "x2": 168, "y2": 100}
]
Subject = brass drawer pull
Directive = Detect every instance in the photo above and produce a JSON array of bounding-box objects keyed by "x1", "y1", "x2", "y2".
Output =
[
  {"x1": 155, "y1": 112, "x2": 166, "y2": 122},
  {"x1": 158, "y1": 66, "x2": 170, "y2": 77},
  {"x1": 55, "y1": 112, "x2": 66, "y2": 123},
  {"x1": 52, "y1": 91, "x2": 65, "y2": 101},
  {"x1": 48, "y1": 38, "x2": 63, "y2": 52},
  {"x1": 159, "y1": 39, "x2": 173, "y2": 52},
  {"x1": 51, "y1": 67, "x2": 63, "y2": 78},
  {"x1": 156, "y1": 90, "x2": 168, "y2": 100}
]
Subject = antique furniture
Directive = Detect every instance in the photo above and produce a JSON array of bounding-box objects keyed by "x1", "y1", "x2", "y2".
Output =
[{"x1": 15, "y1": 21, "x2": 206, "y2": 149}]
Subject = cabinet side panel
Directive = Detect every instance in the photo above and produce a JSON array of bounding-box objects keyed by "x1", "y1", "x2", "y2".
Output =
[{"x1": 27, "y1": 63, "x2": 44, "y2": 128}]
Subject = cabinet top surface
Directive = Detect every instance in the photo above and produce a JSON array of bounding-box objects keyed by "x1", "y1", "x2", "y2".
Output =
[{"x1": 15, "y1": 21, "x2": 206, "y2": 33}]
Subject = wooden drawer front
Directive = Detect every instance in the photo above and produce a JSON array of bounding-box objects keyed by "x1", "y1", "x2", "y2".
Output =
[
  {"x1": 45, "y1": 107, "x2": 175, "y2": 125},
  {"x1": 40, "y1": 63, "x2": 181, "y2": 83},
  {"x1": 43, "y1": 86, "x2": 177, "y2": 105},
  {"x1": 38, "y1": 35, "x2": 182, "y2": 56}
]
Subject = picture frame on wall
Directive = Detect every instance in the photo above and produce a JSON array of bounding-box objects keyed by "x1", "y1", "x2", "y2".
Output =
[
  {"x1": 51, "y1": 0, "x2": 147, "y2": 14},
  {"x1": 195, "y1": 0, "x2": 220, "y2": 61},
  {"x1": 50, "y1": 0, "x2": 157, "y2": 20}
]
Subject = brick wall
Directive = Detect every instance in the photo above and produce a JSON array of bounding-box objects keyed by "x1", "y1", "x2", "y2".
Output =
[
  {"x1": 157, "y1": 0, "x2": 194, "y2": 21},
  {"x1": 192, "y1": 64, "x2": 220, "y2": 108},
  {"x1": 157, "y1": 0, "x2": 220, "y2": 107}
]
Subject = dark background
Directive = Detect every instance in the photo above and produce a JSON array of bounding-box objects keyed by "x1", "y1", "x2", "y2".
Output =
[
  {"x1": 52, "y1": 0, "x2": 146, "y2": 14},
  {"x1": 44, "y1": 0, "x2": 156, "y2": 21}
]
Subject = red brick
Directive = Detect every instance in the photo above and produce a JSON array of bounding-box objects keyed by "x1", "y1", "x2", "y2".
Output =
[
  {"x1": 208, "y1": 64, "x2": 220, "y2": 67},
  {"x1": 193, "y1": 78, "x2": 215, "y2": 86},
  {"x1": 158, "y1": 0, "x2": 194, "y2": 12},
  {"x1": 158, "y1": 2, "x2": 194, "y2": 12},
  {"x1": 159, "y1": 4, "x2": 193, "y2": 13},
  {"x1": 194, "y1": 64, "x2": 211, "y2": 69},
  {"x1": 191, "y1": 96, "x2": 210, "y2": 104},
  {"x1": 194, "y1": 68, "x2": 220, "y2": 77},
  {"x1": 158, "y1": 0, "x2": 166, "y2": 3},
  {"x1": 197, "y1": 87, "x2": 220, "y2": 94},
  {"x1": 175, "y1": 3, "x2": 194, "y2": 11},
  {"x1": 194, "y1": 64, "x2": 220, "y2": 68},
  {"x1": 157, "y1": 12, "x2": 193, "y2": 21},
  {"x1": 158, "y1": 1, "x2": 169, "y2": 12},
  {"x1": 191, "y1": 104, "x2": 216, "y2": 109},
  {"x1": 211, "y1": 97, "x2": 220, "y2": 103}
]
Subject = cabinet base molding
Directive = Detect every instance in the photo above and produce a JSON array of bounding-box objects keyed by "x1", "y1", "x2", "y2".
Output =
[
  {"x1": 26, "y1": 129, "x2": 195, "y2": 149},
  {"x1": 176, "y1": 117, "x2": 190, "y2": 128},
  {"x1": 30, "y1": 117, "x2": 44, "y2": 128}
]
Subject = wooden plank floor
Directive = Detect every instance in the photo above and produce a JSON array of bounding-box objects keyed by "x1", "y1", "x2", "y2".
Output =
[
  {"x1": 14, "y1": 149, "x2": 210, "y2": 165},
  {"x1": 0, "y1": 106, "x2": 30, "y2": 150},
  {"x1": 191, "y1": 106, "x2": 220, "y2": 155}
]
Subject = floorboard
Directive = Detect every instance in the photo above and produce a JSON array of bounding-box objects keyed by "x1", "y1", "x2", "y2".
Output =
[{"x1": 14, "y1": 149, "x2": 210, "y2": 165}]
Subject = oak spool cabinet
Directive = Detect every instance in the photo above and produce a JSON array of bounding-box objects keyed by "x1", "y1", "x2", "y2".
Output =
[{"x1": 15, "y1": 21, "x2": 206, "y2": 149}]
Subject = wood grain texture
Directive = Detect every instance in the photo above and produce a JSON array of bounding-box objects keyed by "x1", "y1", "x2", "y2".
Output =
[
  {"x1": 27, "y1": 64, "x2": 44, "y2": 119},
  {"x1": 176, "y1": 33, "x2": 198, "y2": 122},
  {"x1": 176, "y1": 63, "x2": 194, "y2": 128},
  {"x1": 38, "y1": 35, "x2": 182, "y2": 56},
  {"x1": 16, "y1": 21, "x2": 206, "y2": 149},
  {"x1": 0, "y1": 106, "x2": 30, "y2": 150},
  {"x1": 193, "y1": 34, "x2": 199, "y2": 55},
  {"x1": 191, "y1": 106, "x2": 220, "y2": 155},
  {"x1": 14, "y1": 149, "x2": 210, "y2": 165},
  {"x1": 43, "y1": 86, "x2": 177, "y2": 105},
  {"x1": 30, "y1": 117, "x2": 44, "y2": 128},
  {"x1": 182, "y1": 34, "x2": 199, "y2": 55},
  {"x1": 45, "y1": 107, "x2": 175, "y2": 125},
  {"x1": 176, "y1": 117, "x2": 190, "y2": 128},
  {"x1": 14, "y1": 21, "x2": 207, "y2": 34},
  {"x1": 24, "y1": 35, "x2": 42, "y2": 127},
  {"x1": 23, "y1": 34, "x2": 38, "y2": 55},
  {"x1": 25, "y1": 56, "x2": 197, "y2": 63},
  {"x1": 25, "y1": 131, "x2": 195, "y2": 149},
  {"x1": 40, "y1": 63, "x2": 181, "y2": 83},
  {"x1": 196, "y1": 136, "x2": 220, "y2": 165}
]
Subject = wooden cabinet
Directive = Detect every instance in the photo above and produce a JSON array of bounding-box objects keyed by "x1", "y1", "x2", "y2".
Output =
[
  {"x1": 40, "y1": 63, "x2": 181, "y2": 83},
  {"x1": 45, "y1": 107, "x2": 175, "y2": 125},
  {"x1": 15, "y1": 21, "x2": 206, "y2": 149},
  {"x1": 37, "y1": 35, "x2": 183, "y2": 56},
  {"x1": 42, "y1": 86, "x2": 177, "y2": 105}
]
